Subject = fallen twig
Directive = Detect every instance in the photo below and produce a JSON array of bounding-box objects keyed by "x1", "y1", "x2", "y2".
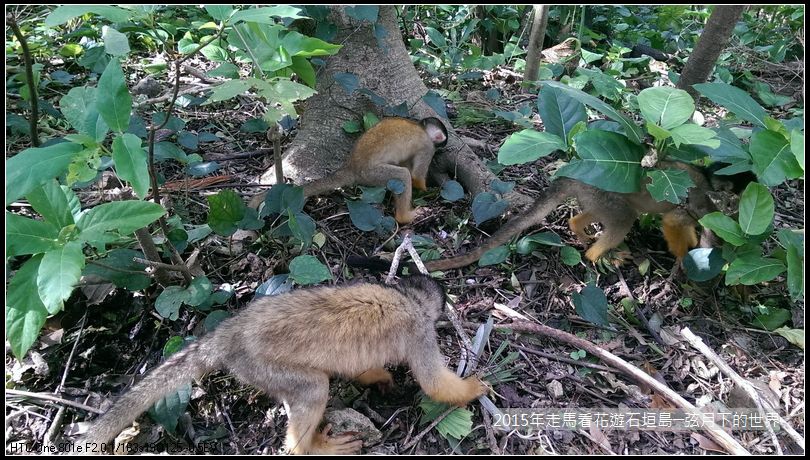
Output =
[{"x1": 6, "y1": 389, "x2": 104, "y2": 414}]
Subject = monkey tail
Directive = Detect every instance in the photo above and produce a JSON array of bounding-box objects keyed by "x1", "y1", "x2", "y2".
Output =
[
  {"x1": 81, "y1": 336, "x2": 220, "y2": 449},
  {"x1": 301, "y1": 168, "x2": 357, "y2": 197},
  {"x1": 425, "y1": 180, "x2": 570, "y2": 271}
]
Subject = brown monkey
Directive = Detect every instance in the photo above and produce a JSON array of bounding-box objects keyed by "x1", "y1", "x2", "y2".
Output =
[
  {"x1": 80, "y1": 275, "x2": 485, "y2": 455},
  {"x1": 249, "y1": 117, "x2": 448, "y2": 224},
  {"x1": 375, "y1": 161, "x2": 751, "y2": 272}
]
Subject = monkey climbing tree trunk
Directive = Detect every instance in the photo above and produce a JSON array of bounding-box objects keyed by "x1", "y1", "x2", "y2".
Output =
[
  {"x1": 259, "y1": 6, "x2": 529, "y2": 207},
  {"x1": 523, "y1": 5, "x2": 550, "y2": 89},
  {"x1": 676, "y1": 5, "x2": 746, "y2": 100}
]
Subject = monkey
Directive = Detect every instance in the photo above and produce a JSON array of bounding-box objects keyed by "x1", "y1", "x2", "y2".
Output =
[
  {"x1": 80, "y1": 275, "x2": 485, "y2": 455},
  {"x1": 349, "y1": 161, "x2": 755, "y2": 273},
  {"x1": 249, "y1": 117, "x2": 448, "y2": 224}
]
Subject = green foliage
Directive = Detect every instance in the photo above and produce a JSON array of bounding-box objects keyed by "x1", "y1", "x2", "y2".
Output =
[
  {"x1": 419, "y1": 396, "x2": 474, "y2": 442},
  {"x1": 571, "y1": 284, "x2": 610, "y2": 326},
  {"x1": 289, "y1": 255, "x2": 332, "y2": 285}
]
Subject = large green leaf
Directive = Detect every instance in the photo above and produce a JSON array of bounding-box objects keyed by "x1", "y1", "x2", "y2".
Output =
[
  {"x1": 205, "y1": 5, "x2": 234, "y2": 21},
  {"x1": 556, "y1": 130, "x2": 644, "y2": 193},
  {"x1": 289, "y1": 255, "x2": 332, "y2": 285},
  {"x1": 96, "y1": 59, "x2": 132, "y2": 133},
  {"x1": 778, "y1": 229, "x2": 804, "y2": 302},
  {"x1": 693, "y1": 82, "x2": 767, "y2": 128},
  {"x1": 479, "y1": 245, "x2": 510, "y2": 266},
  {"x1": 203, "y1": 79, "x2": 252, "y2": 105},
  {"x1": 699, "y1": 212, "x2": 746, "y2": 246},
  {"x1": 471, "y1": 192, "x2": 509, "y2": 225},
  {"x1": 76, "y1": 201, "x2": 166, "y2": 241},
  {"x1": 516, "y1": 231, "x2": 564, "y2": 255},
  {"x1": 44, "y1": 5, "x2": 133, "y2": 27},
  {"x1": 725, "y1": 255, "x2": 785, "y2": 285},
  {"x1": 645, "y1": 169, "x2": 695, "y2": 204},
  {"x1": 541, "y1": 81, "x2": 644, "y2": 144},
  {"x1": 60, "y1": 86, "x2": 109, "y2": 141},
  {"x1": 750, "y1": 129, "x2": 803, "y2": 186},
  {"x1": 737, "y1": 183, "x2": 774, "y2": 236},
  {"x1": 6, "y1": 142, "x2": 83, "y2": 205},
  {"x1": 637, "y1": 87, "x2": 694, "y2": 130},
  {"x1": 230, "y1": 6, "x2": 307, "y2": 23},
  {"x1": 26, "y1": 179, "x2": 75, "y2": 229},
  {"x1": 669, "y1": 124, "x2": 720, "y2": 149},
  {"x1": 572, "y1": 284, "x2": 609, "y2": 326},
  {"x1": 497, "y1": 130, "x2": 565, "y2": 165},
  {"x1": 207, "y1": 190, "x2": 246, "y2": 236},
  {"x1": 6, "y1": 255, "x2": 49, "y2": 359},
  {"x1": 229, "y1": 23, "x2": 291, "y2": 72},
  {"x1": 6, "y1": 212, "x2": 59, "y2": 257},
  {"x1": 537, "y1": 85, "x2": 586, "y2": 147},
  {"x1": 287, "y1": 210, "x2": 315, "y2": 246},
  {"x1": 112, "y1": 133, "x2": 149, "y2": 199},
  {"x1": 36, "y1": 240, "x2": 85, "y2": 313},
  {"x1": 346, "y1": 199, "x2": 382, "y2": 232},
  {"x1": 101, "y1": 26, "x2": 130, "y2": 56},
  {"x1": 790, "y1": 129, "x2": 804, "y2": 172}
]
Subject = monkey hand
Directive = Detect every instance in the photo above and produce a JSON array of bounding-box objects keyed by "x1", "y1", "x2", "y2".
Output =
[
  {"x1": 355, "y1": 368, "x2": 395, "y2": 394},
  {"x1": 311, "y1": 424, "x2": 363, "y2": 455},
  {"x1": 412, "y1": 177, "x2": 428, "y2": 192}
]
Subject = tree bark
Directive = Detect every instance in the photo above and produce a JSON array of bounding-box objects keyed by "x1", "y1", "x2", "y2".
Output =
[
  {"x1": 523, "y1": 5, "x2": 550, "y2": 88},
  {"x1": 257, "y1": 6, "x2": 530, "y2": 208},
  {"x1": 676, "y1": 5, "x2": 746, "y2": 100}
]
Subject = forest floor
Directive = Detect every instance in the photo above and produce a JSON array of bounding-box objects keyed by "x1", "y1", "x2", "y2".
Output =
[{"x1": 6, "y1": 55, "x2": 805, "y2": 455}]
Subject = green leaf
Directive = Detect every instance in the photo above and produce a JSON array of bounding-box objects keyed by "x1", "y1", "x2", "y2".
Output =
[
  {"x1": 345, "y1": 6, "x2": 380, "y2": 23},
  {"x1": 26, "y1": 179, "x2": 75, "y2": 229},
  {"x1": 207, "y1": 62, "x2": 240, "y2": 79},
  {"x1": 497, "y1": 130, "x2": 565, "y2": 165},
  {"x1": 186, "y1": 276, "x2": 213, "y2": 307},
  {"x1": 750, "y1": 129, "x2": 803, "y2": 186},
  {"x1": 479, "y1": 246, "x2": 510, "y2": 266},
  {"x1": 289, "y1": 56, "x2": 316, "y2": 88},
  {"x1": 156, "y1": 286, "x2": 187, "y2": 320},
  {"x1": 537, "y1": 85, "x2": 586, "y2": 147},
  {"x1": 790, "y1": 129, "x2": 804, "y2": 172},
  {"x1": 59, "y1": 43, "x2": 84, "y2": 57},
  {"x1": 774, "y1": 327, "x2": 804, "y2": 350},
  {"x1": 699, "y1": 212, "x2": 746, "y2": 246},
  {"x1": 288, "y1": 210, "x2": 315, "y2": 247},
  {"x1": 669, "y1": 124, "x2": 720, "y2": 149},
  {"x1": 6, "y1": 142, "x2": 83, "y2": 205},
  {"x1": 282, "y1": 29, "x2": 342, "y2": 57},
  {"x1": 738, "y1": 182, "x2": 774, "y2": 236},
  {"x1": 44, "y1": 5, "x2": 133, "y2": 27},
  {"x1": 83, "y1": 249, "x2": 150, "y2": 290},
  {"x1": 205, "y1": 5, "x2": 234, "y2": 21},
  {"x1": 231, "y1": 6, "x2": 307, "y2": 23},
  {"x1": 6, "y1": 212, "x2": 59, "y2": 257},
  {"x1": 541, "y1": 81, "x2": 644, "y2": 144},
  {"x1": 725, "y1": 255, "x2": 785, "y2": 285},
  {"x1": 6, "y1": 255, "x2": 49, "y2": 359},
  {"x1": 637, "y1": 87, "x2": 694, "y2": 130},
  {"x1": 346, "y1": 199, "x2": 383, "y2": 232},
  {"x1": 149, "y1": 383, "x2": 191, "y2": 432},
  {"x1": 359, "y1": 186, "x2": 386, "y2": 204},
  {"x1": 516, "y1": 232, "x2": 564, "y2": 255},
  {"x1": 693, "y1": 82, "x2": 767, "y2": 128},
  {"x1": 289, "y1": 255, "x2": 332, "y2": 285},
  {"x1": 560, "y1": 246, "x2": 581, "y2": 265},
  {"x1": 96, "y1": 59, "x2": 132, "y2": 133},
  {"x1": 204, "y1": 79, "x2": 252, "y2": 105},
  {"x1": 645, "y1": 169, "x2": 695, "y2": 204},
  {"x1": 645, "y1": 121, "x2": 671, "y2": 142},
  {"x1": 683, "y1": 248, "x2": 725, "y2": 281},
  {"x1": 778, "y1": 229, "x2": 804, "y2": 301},
  {"x1": 76, "y1": 201, "x2": 166, "y2": 241},
  {"x1": 556, "y1": 130, "x2": 644, "y2": 193},
  {"x1": 204, "y1": 310, "x2": 231, "y2": 332},
  {"x1": 471, "y1": 192, "x2": 508, "y2": 225},
  {"x1": 207, "y1": 190, "x2": 246, "y2": 236},
  {"x1": 101, "y1": 26, "x2": 130, "y2": 56},
  {"x1": 752, "y1": 308, "x2": 791, "y2": 331},
  {"x1": 37, "y1": 240, "x2": 85, "y2": 313},
  {"x1": 571, "y1": 284, "x2": 609, "y2": 326},
  {"x1": 112, "y1": 133, "x2": 149, "y2": 199},
  {"x1": 419, "y1": 397, "x2": 473, "y2": 441},
  {"x1": 441, "y1": 180, "x2": 465, "y2": 202},
  {"x1": 60, "y1": 86, "x2": 109, "y2": 141}
]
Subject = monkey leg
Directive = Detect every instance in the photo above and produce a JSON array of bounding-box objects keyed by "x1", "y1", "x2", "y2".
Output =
[
  {"x1": 282, "y1": 371, "x2": 362, "y2": 455},
  {"x1": 661, "y1": 212, "x2": 698, "y2": 260},
  {"x1": 569, "y1": 212, "x2": 597, "y2": 243},
  {"x1": 409, "y1": 344, "x2": 486, "y2": 406},
  {"x1": 367, "y1": 165, "x2": 416, "y2": 224},
  {"x1": 409, "y1": 152, "x2": 432, "y2": 192},
  {"x1": 584, "y1": 221, "x2": 635, "y2": 263},
  {"x1": 354, "y1": 367, "x2": 394, "y2": 393}
]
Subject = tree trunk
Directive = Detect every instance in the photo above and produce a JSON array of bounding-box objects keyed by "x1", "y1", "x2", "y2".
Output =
[
  {"x1": 676, "y1": 5, "x2": 746, "y2": 100},
  {"x1": 257, "y1": 6, "x2": 530, "y2": 208},
  {"x1": 523, "y1": 5, "x2": 550, "y2": 88}
]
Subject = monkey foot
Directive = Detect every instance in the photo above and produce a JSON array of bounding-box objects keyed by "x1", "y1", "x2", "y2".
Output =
[
  {"x1": 355, "y1": 368, "x2": 395, "y2": 393},
  {"x1": 313, "y1": 425, "x2": 363, "y2": 455}
]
